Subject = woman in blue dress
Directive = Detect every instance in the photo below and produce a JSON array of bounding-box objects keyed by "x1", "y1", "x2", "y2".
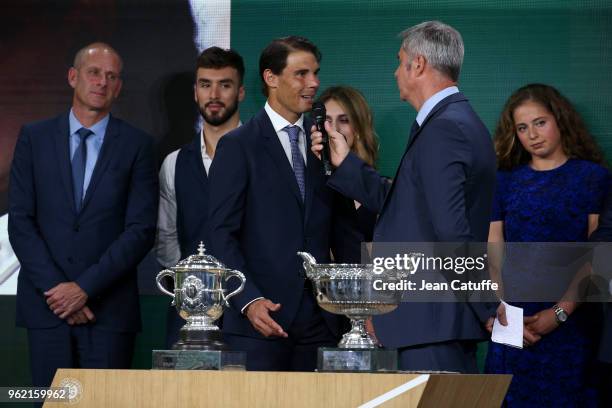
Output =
[{"x1": 485, "y1": 84, "x2": 609, "y2": 407}]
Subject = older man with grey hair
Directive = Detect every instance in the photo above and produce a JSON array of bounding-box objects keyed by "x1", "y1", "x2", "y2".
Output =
[{"x1": 311, "y1": 21, "x2": 497, "y2": 372}]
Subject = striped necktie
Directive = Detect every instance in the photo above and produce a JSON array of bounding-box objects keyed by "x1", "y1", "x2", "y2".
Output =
[{"x1": 284, "y1": 125, "x2": 305, "y2": 200}]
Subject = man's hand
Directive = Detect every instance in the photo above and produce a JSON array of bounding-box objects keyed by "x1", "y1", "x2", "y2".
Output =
[
  {"x1": 66, "y1": 305, "x2": 96, "y2": 325},
  {"x1": 485, "y1": 302, "x2": 507, "y2": 333},
  {"x1": 245, "y1": 299, "x2": 288, "y2": 338},
  {"x1": 522, "y1": 324, "x2": 542, "y2": 347},
  {"x1": 45, "y1": 282, "x2": 88, "y2": 319},
  {"x1": 310, "y1": 121, "x2": 350, "y2": 167},
  {"x1": 365, "y1": 317, "x2": 380, "y2": 345}
]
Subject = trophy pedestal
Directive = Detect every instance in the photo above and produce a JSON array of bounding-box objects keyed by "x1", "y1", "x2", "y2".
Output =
[
  {"x1": 317, "y1": 347, "x2": 397, "y2": 372},
  {"x1": 173, "y1": 328, "x2": 228, "y2": 351},
  {"x1": 152, "y1": 349, "x2": 246, "y2": 370}
]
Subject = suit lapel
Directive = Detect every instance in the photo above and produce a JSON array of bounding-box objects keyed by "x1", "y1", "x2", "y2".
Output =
[
  {"x1": 187, "y1": 133, "x2": 209, "y2": 187},
  {"x1": 258, "y1": 110, "x2": 303, "y2": 207},
  {"x1": 54, "y1": 113, "x2": 77, "y2": 214},
  {"x1": 303, "y1": 118, "x2": 319, "y2": 225},
  {"x1": 80, "y1": 115, "x2": 119, "y2": 213}
]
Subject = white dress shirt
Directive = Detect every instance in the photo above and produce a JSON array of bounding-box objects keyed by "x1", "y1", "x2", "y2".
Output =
[
  {"x1": 264, "y1": 101, "x2": 307, "y2": 165},
  {"x1": 155, "y1": 129, "x2": 214, "y2": 268}
]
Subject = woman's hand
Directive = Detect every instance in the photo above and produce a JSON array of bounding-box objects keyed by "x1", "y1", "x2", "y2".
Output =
[{"x1": 524, "y1": 308, "x2": 559, "y2": 341}]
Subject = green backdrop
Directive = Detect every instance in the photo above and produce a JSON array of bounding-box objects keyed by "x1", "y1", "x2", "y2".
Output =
[
  {"x1": 2, "y1": 0, "x2": 611, "y2": 391},
  {"x1": 233, "y1": 0, "x2": 612, "y2": 176}
]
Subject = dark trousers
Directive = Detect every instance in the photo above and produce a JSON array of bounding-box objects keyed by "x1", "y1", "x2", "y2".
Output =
[
  {"x1": 165, "y1": 306, "x2": 183, "y2": 349},
  {"x1": 598, "y1": 362, "x2": 612, "y2": 408},
  {"x1": 398, "y1": 340, "x2": 479, "y2": 373},
  {"x1": 225, "y1": 288, "x2": 337, "y2": 371},
  {"x1": 28, "y1": 324, "x2": 135, "y2": 388}
]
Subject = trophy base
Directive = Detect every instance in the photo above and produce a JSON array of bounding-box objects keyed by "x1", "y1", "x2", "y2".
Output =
[
  {"x1": 152, "y1": 350, "x2": 246, "y2": 370},
  {"x1": 173, "y1": 328, "x2": 228, "y2": 351},
  {"x1": 317, "y1": 347, "x2": 397, "y2": 372}
]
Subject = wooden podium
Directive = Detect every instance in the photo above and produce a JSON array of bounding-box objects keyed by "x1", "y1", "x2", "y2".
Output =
[{"x1": 47, "y1": 369, "x2": 510, "y2": 407}]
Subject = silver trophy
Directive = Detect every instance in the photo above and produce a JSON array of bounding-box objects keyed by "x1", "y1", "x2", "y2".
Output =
[
  {"x1": 298, "y1": 252, "x2": 410, "y2": 349},
  {"x1": 156, "y1": 242, "x2": 245, "y2": 350}
]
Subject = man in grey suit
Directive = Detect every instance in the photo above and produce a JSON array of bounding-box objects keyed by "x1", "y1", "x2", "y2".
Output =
[{"x1": 312, "y1": 21, "x2": 497, "y2": 372}]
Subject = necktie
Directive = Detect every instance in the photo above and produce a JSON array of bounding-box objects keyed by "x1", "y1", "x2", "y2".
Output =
[
  {"x1": 284, "y1": 125, "x2": 305, "y2": 200},
  {"x1": 72, "y1": 127, "x2": 93, "y2": 211},
  {"x1": 409, "y1": 120, "x2": 420, "y2": 139}
]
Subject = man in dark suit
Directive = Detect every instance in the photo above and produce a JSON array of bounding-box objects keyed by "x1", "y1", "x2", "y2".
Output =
[
  {"x1": 312, "y1": 21, "x2": 497, "y2": 372},
  {"x1": 208, "y1": 36, "x2": 353, "y2": 371},
  {"x1": 590, "y1": 185, "x2": 612, "y2": 405},
  {"x1": 156, "y1": 47, "x2": 245, "y2": 348},
  {"x1": 8, "y1": 42, "x2": 157, "y2": 387}
]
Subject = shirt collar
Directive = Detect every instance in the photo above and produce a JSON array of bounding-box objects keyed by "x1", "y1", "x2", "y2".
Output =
[
  {"x1": 200, "y1": 121, "x2": 242, "y2": 159},
  {"x1": 264, "y1": 101, "x2": 305, "y2": 134},
  {"x1": 415, "y1": 86, "x2": 459, "y2": 126},
  {"x1": 200, "y1": 128, "x2": 210, "y2": 159},
  {"x1": 69, "y1": 109, "x2": 110, "y2": 137}
]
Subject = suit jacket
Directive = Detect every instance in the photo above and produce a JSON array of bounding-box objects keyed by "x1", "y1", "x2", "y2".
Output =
[
  {"x1": 590, "y1": 185, "x2": 612, "y2": 362},
  {"x1": 329, "y1": 92, "x2": 497, "y2": 348},
  {"x1": 591, "y1": 183, "x2": 612, "y2": 243},
  {"x1": 208, "y1": 108, "x2": 352, "y2": 338},
  {"x1": 9, "y1": 112, "x2": 158, "y2": 332}
]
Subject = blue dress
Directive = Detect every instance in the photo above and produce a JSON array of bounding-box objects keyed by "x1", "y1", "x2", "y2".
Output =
[{"x1": 485, "y1": 159, "x2": 610, "y2": 407}]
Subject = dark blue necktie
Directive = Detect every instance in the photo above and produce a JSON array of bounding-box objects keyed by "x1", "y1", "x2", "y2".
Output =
[
  {"x1": 410, "y1": 120, "x2": 420, "y2": 139},
  {"x1": 285, "y1": 125, "x2": 305, "y2": 200},
  {"x1": 72, "y1": 127, "x2": 93, "y2": 211}
]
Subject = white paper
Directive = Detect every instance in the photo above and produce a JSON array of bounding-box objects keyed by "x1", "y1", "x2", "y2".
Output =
[{"x1": 491, "y1": 301, "x2": 523, "y2": 349}]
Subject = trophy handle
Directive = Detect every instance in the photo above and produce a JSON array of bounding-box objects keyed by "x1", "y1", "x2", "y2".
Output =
[
  {"x1": 156, "y1": 269, "x2": 176, "y2": 299},
  {"x1": 223, "y1": 269, "x2": 246, "y2": 306}
]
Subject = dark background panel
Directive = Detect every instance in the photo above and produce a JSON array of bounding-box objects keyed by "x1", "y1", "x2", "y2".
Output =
[{"x1": 0, "y1": 0, "x2": 199, "y2": 214}]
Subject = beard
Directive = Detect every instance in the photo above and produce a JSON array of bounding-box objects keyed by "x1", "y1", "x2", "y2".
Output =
[{"x1": 201, "y1": 97, "x2": 239, "y2": 126}]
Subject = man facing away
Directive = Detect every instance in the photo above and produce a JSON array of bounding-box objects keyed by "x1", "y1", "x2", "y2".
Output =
[
  {"x1": 312, "y1": 21, "x2": 497, "y2": 372},
  {"x1": 155, "y1": 46, "x2": 245, "y2": 347},
  {"x1": 207, "y1": 36, "x2": 358, "y2": 371},
  {"x1": 9, "y1": 42, "x2": 158, "y2": 387}
]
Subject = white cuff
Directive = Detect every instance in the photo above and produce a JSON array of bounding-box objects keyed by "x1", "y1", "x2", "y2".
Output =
[{"x1": 240, "y1": 297, "x2": 264, "y2": 314}]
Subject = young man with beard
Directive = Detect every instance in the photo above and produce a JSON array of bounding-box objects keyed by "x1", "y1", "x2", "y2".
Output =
[
  {"x1": 207, "y1": 36, "x2": 356, "y2": 371},
  {"x1": 155, "y1": 47, "x2": 245, "y2": 347}
]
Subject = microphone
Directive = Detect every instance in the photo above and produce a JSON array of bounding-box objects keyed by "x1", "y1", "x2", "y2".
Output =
[{"x1": 311, "y1": 101, "x2": 333, "y2": 176}]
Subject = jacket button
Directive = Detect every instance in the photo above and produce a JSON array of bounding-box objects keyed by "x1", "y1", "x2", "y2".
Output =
[
  {"x1": 73, "y1": 225, "x2": 80, "y2": 232},
  {"x1": 67, "y1": 257, "x2": 74, "y2": 264}
]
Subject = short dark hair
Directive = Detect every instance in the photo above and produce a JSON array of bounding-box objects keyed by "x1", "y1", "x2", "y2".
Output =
[
  {"x1": 196, "y1": 46, "x2": 245, "y2": 85},
  {"x1": 258, "y1": 36, "x2": 321, "y2": 96}
]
